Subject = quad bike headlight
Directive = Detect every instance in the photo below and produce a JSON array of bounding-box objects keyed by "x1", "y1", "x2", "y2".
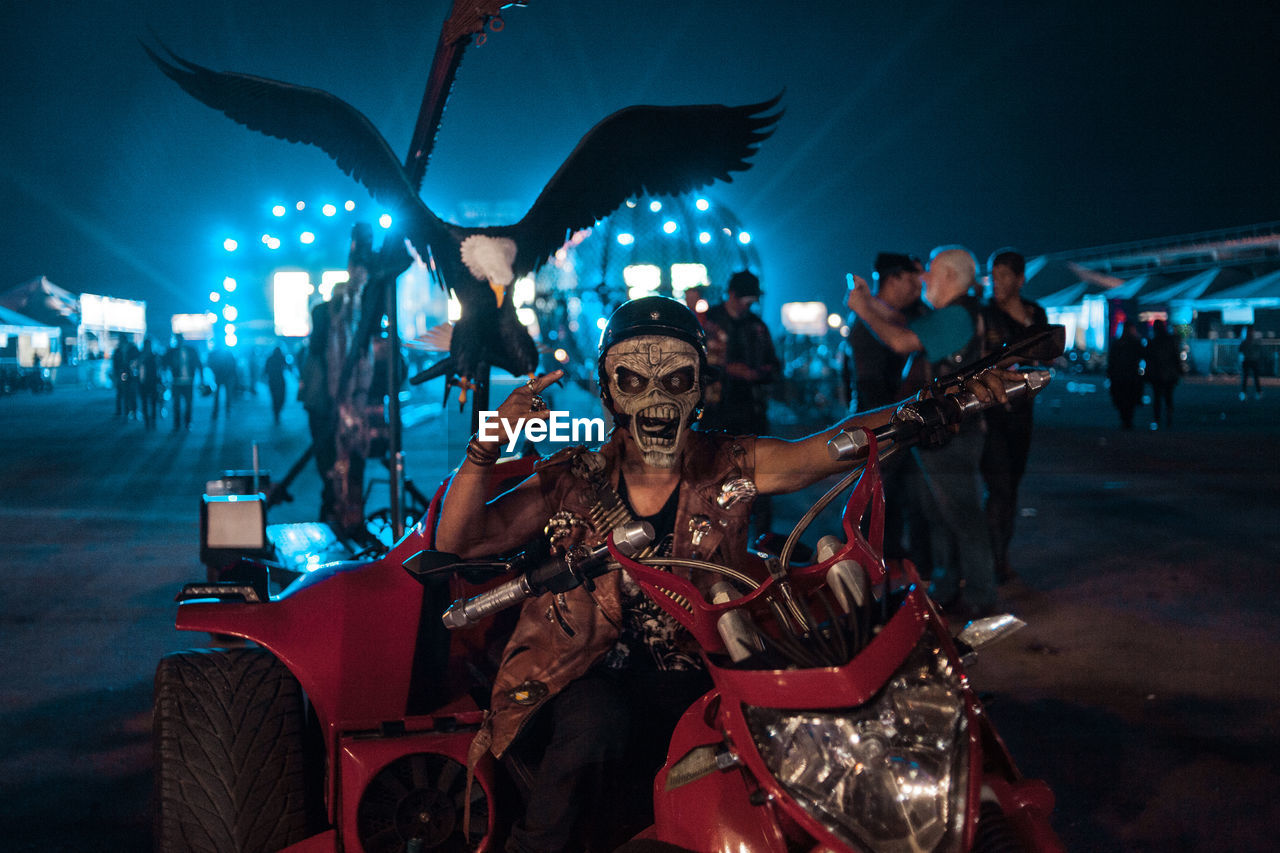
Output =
[{"x1": 744, "y1": 635, "x2": 968, "y2": 853}]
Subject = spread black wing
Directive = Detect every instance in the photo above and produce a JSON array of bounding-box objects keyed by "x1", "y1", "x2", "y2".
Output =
[
  {"x1": 504, "y1": 94, "x2": 784, "y2": 277},
  {"x1": 142, "y1": 42, "x2": 436, "y2": 232}
]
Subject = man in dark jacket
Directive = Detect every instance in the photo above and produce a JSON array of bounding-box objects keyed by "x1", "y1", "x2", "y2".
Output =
[
  {"x1": 162, "y1": 333, "x2": 202, "y2": 431},
  {"x1": 841, "y1": 253, "x2": 928, "y2": 565},
  {"x1": 980, "y1": 249, "x2": 1049, "y2": 583},
  {"x1": 699, "y1": 270, "x2": 781, "y2": 436},
  {"x1": 1107, "y1": 321, "x2": 1144, "y2": 430}
]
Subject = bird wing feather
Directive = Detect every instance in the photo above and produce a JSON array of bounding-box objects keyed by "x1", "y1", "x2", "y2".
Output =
[
  {"x1": 143, "y1": 42, "x2": 426, "y2": 220},
  {"x1": 508, "y1": 94, "x2": 783, "y2": 275}
]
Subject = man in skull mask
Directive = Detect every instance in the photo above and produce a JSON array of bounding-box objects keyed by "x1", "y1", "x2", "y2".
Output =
[{"x1": 436, "y1": 295, "x2": 1015, "y2": 853}]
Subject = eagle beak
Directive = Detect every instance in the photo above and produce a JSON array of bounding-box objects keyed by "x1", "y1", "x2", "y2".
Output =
[{"x1": 490, "y1": 281, "x2": 506, "y2": 308}]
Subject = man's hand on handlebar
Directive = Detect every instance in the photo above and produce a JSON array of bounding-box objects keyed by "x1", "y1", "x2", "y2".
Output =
[{"x1": 937, "y1": 367, "x2": 1018, "y2": 408}]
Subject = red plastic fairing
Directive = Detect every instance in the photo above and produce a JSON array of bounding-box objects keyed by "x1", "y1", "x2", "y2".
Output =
[
  {"x1": 710, "y1": 590, "x2": 929, "y2": 709},
  {"x1": 662, "y1": 590, "x2": 984, "y2": 852},
  {"x1": 175, "y1": 454, "x2": 540, "y2": 830},
  {"x1": 176, "y1": 526, "x2": 432, "y2": 726},
  {"x1": 653, "y1": 693, "x2": 791, "y2": 852}
]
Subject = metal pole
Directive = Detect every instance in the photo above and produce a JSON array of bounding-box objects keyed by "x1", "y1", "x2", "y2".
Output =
[{"x1": 388, "y1": 269, "x2": 405, "y2": 540}]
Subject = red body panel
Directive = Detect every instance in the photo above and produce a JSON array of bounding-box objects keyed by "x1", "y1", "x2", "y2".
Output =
[{"x1": 177, "y1": 526, "x2": 432, "y2": 731}]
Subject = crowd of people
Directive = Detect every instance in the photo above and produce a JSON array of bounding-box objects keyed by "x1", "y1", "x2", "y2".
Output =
[
  {"x1": 108, "y1": 333, "x2": 294, "y2": 431},
  {"x1": 1105, "y1": 316, "x2": 1187, "y2": 430},
  {"x1": 840, "y1": 245, "x2": 1048, "y2": 619}
]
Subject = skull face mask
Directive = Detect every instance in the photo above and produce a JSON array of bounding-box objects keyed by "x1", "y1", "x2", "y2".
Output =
[{"x1": 604, "y1": 335, "x2": 700, "y2": 468}]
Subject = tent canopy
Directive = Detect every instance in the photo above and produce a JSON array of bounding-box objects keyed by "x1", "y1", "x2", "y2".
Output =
[
  {"x1": 1191, "y1": 269, "x2": 1280, "y2": 309},
  {"x1": 0, "y1": 276, "x2": 79, "y2": 328},
  {"x1": 0, "y1": 305, "x2": 60, "y2": 334}
]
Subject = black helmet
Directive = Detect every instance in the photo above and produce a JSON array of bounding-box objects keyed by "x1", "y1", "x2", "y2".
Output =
[
  {"x1": 598, "y1": 296, "x2": 707, "y2": 357},
  {"x1": 597, "y1": 296, "x2": 708, "y2": 411}
]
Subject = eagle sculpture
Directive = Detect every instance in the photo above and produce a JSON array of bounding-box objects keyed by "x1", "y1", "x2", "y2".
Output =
[{"x1": 144, "y1": 44, "x2": 781, "y2": 391}]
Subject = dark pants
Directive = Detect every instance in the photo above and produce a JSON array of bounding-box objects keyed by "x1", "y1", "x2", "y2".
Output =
[
  {"x1": 914, "y1": 426, "x2": 996, "y2": 611},
  {"x1": 1149, "y1": 380, "x2": 1176, "y2": 426},
  {"x1": 1241, "y1": 359, "x2": 1262, "y2": 395},
  {"x1": 504, "y1": 666, "x2": 712, "y2": 853},
  {"x1": 880, "y1": 449, "x2": 930, "y2": 572},
  {"x1": 269, "y1": 378, "x2": 287, "y2": 422},
  {"x1": 211, "y1": 380, "x2": 234, "y2": 418},
  {"x1": 171, "y1": 383, "x2": 194, "y2": 429},
  {"x1": 981, "y1": 412, "x2": 1034, "y2": 578},
  {"x1": 140, "y1": 386, "x2": 159, "y2": 429},
  {"x1": 1109, "y1": 378, "x2": 1142, "y2": 428}
]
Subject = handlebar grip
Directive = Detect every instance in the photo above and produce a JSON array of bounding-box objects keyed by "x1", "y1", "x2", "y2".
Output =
[
  {"x1": 441, "y1": 575, "x2": 533, "y2": 630},
  {"x1": 827, "y1": 370, "x2": 1051, "y2": 461},
  {"x1": 440, "y1": 520, "x2": 655, "y2": 631}
]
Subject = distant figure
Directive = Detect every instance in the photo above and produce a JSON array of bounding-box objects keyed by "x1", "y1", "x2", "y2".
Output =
[
  {"x1": 207, "y1": 341, "x2": 238, "y2": 419},
  {"x1": 111, "y1": 336, "x2": 137, "y2": 418},
  {"x1": 264, "y1": 345, "x2": 290, "y2": 424},
  {"x1": 700, "y1": 270, "x2": 781, "y2": 536},
  {"x1": 847, "y1": 245, "x2": 996, "y2": 619},
  {"x1": 163, "y1": 333, "x2": 202, "y2": 431},
  {"x1": 682, "y1": 284, "x2": 709, "y2": 320},
  {"x1": 1144, "y1": 319, "x2": 1182, "y2": 428},
  {"x1": 842, "y1": 253, "x2": 926, "y2": 411},
  {"x1": 700, "y1": 270, "x2": 781, "y2": 435},
  {"x1": 123, "y1": 340, "x2": 141, "y2": 419},
  {"x1": 298, "y1": 223, "x2": 377, "y2": 532},
  {"x1": 1107, "y1": 321, "x2": 1145, "y2": 429},
  {"x1": 137, "y1": 338, "x2": 161, "y2": 430},
  {"x1": 841, "y1": 252, "x2": 928, "y2": 565},
  {"x1": 1238, "y1": 325, "x2": 1263, "y2": 401},
  {"x1": 980, "y1": 249, "x2": 1048, "y2": 583}
]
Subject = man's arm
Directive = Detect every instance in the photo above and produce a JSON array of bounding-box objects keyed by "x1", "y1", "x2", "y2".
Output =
[
  {"x1": 435, "y1": 469, "x2": 551, "y2": 558},
  {"x1": 754, "y1": 370, "x2": 1015, "y2": 496},
  {"x1": 846, "y1": 275, "x2": 923, "y2": 355},
  {"x1": 434, "y1": 370, "x2": 563, "y2": 558},
  {"x1": 753, "y1": 403, "x2": 897, "y2": 495}
]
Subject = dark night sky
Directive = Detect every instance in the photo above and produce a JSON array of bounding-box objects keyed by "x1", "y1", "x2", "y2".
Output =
[{"x1": 2, "y1": 0, "x2": 1278, "y2": 322}]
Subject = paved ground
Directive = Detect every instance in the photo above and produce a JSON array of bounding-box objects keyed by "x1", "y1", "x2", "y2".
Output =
[{"x1": 1, "y1": 370, "x2": 1277, "y2": 851}]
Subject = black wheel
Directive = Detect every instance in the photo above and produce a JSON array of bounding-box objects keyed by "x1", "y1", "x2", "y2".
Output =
[
  {"x1": 153, "y1": 647, "x2": 324, "y2": 853},
  {"x1": 612, "y1": 842, "x2": 696, "y2": 853}
]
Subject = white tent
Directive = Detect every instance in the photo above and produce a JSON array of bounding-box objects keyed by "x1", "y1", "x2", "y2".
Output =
[{"x1": 0, "y1": 305, "x2": 61, "y2": 368}]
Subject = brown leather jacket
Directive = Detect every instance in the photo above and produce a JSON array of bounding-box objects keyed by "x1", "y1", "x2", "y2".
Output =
[{"x1": 478, "y1": 429, "x2": 758, "y2": 758}]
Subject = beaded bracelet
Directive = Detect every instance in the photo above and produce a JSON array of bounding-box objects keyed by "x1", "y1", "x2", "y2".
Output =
[{"x1": 465, "y1": 436, "x2": 501, "y2": 466}]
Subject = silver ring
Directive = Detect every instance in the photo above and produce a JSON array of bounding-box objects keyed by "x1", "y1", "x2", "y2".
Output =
[
  {"x1": 526, "y1": 377, "x2": 538, "y2": 389},
  {"x1": 529, "y1": 394, "x2": 548, "y2": 412}
]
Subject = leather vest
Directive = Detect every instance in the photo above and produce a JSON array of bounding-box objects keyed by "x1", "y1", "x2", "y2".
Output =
[{"x1": 480, "y1": 429, "x2": 757, "y2": 758}]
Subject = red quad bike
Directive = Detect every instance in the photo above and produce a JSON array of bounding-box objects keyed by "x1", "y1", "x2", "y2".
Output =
[{"x1": 153, "y1": 328, "x2": 1066, "y2": 853}]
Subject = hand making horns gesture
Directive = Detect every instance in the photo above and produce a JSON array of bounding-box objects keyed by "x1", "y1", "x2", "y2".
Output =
[{"x1": 474, "y1": 369, "x2": 565, "y2": 454}]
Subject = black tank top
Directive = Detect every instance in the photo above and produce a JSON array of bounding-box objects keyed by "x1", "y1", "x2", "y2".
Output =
[
  {"x1": 616, "y1": 474, "x2": 678, "y2": 550},
  {"x1": 605, "y1": 475, "x2": 700, "y2": 672}
]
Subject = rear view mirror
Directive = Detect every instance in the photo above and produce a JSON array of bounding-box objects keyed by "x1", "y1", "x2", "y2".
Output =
[{"x1": 402, "y1": 549, "x2": 462, "y2": 579}]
